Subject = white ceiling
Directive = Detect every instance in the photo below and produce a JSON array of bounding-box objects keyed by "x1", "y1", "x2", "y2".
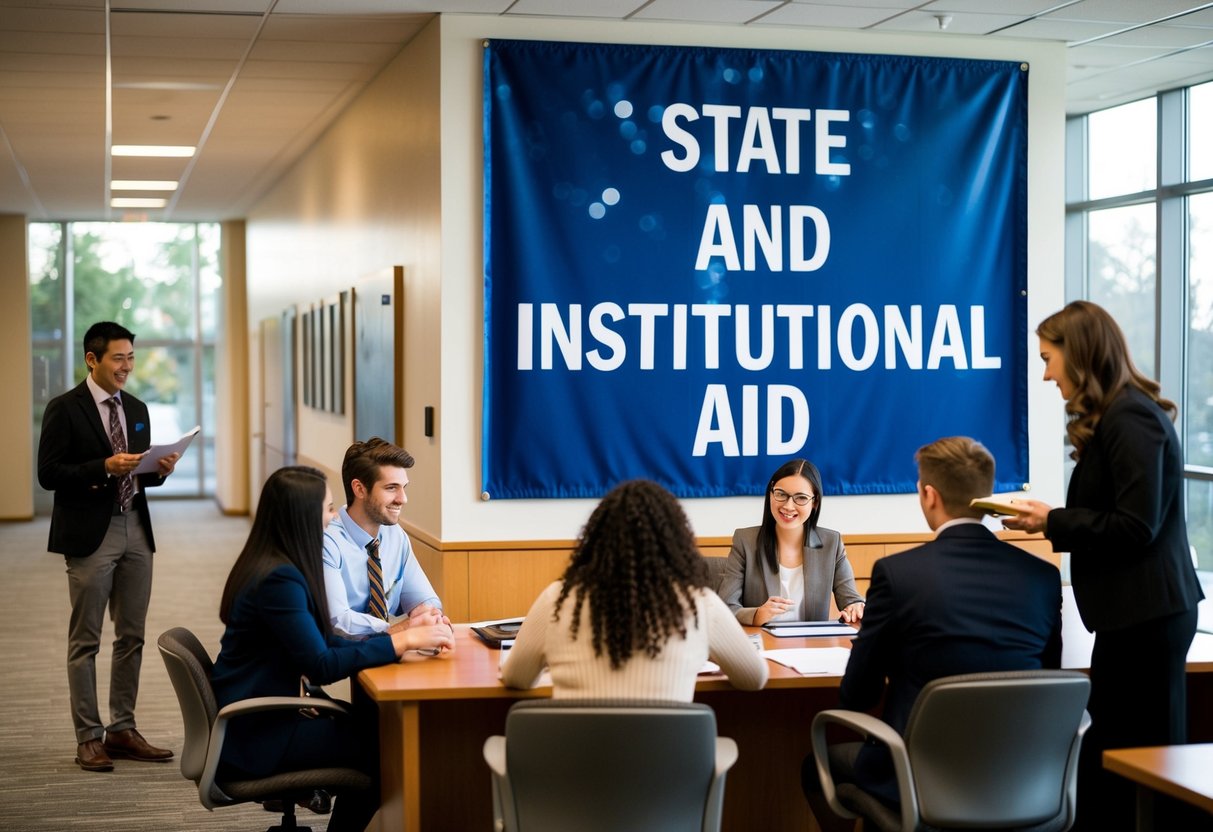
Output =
[{"x1": 2, "y1": 0, "x2": 1212, "y2": 221}]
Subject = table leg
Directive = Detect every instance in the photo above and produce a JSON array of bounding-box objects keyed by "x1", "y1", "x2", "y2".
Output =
[
  {"x1": 377, "y1": 701, "x2": 422, "y2": 832},
  {"x1": 1136, "y1": 784, "x2": 1155, "y2": 832}
]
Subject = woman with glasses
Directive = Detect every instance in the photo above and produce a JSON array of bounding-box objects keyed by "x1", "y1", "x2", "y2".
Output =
[{"x1": 718, "y1": 459, "x2": 864, "y2": 626}]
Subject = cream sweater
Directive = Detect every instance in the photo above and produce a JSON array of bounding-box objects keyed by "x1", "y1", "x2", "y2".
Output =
[{"x1": 502, "y1": 581, "x2": 769, "y2": 700}]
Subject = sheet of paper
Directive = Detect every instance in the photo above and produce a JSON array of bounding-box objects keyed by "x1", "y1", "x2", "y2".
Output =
[
  {"x1": 762, "y1": 647, "x2": 852, "y2": 676},
  {"x1": 132, "y1": 425, "x2": 200, "y2": 475},
  {"x1": 765, "y1": 624, "x2": 857, "y2": 638},
  {"x1": 468, "y1": 615, "x2": 526, "y2": 627}
]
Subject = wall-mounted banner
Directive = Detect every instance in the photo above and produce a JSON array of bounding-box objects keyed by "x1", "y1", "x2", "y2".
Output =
[{"x1": 483, "y1": 39, "x2": 1028, "y2": 499}]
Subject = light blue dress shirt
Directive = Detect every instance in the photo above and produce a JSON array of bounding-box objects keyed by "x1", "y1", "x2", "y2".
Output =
[{"x1": 322, "y1": 506, "x2": 441, "y2": 638}]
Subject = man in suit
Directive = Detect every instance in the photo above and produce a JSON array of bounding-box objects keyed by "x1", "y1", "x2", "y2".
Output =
[
  {"x1": 802, "y1": 436, "x2": 1062, "y2": 831},
  {"x1": 38, "y1": 321, "x2": 180, "y2": 772}
]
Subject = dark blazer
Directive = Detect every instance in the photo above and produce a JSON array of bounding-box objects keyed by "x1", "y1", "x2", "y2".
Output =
[
  {"x1": 37, "y1": 380, "x2": 163, "y2": 557},
  {"x1": 719, "y1": 525, "x2": 863, "y2": 623},
  {"x1": 840, "y1": 522, "x2": 1062, "y2": 800},
  {"x1": 1047, "y1": 387, "x2": 1203, "y2": 632},
  {"x1": 211, "y1": 563, "x2": 397, "y2": 776}
]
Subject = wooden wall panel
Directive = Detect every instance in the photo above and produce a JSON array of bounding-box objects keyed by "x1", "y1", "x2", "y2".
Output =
[
  {"x1": 405, "y1": 528, "x2": 1059, "y2": 622},
  {"x1": 466, "y1": 549, "x2": 573, "y2": 620}
]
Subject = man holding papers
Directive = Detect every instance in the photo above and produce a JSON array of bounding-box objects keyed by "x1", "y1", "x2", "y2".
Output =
[
  {"x1": 37, "y1": 321, "x2": 179, "y2": 772},
  {"x1": 802, "y1": 437, "x2": 1062, "y2": 831}
]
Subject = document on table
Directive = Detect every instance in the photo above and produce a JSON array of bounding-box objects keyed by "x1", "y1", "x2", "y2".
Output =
[
  {"x1": 132, "y1": 426, "x2": 200, "y2": 475},
  {"x1": 764, "y1": 623, "x2": 857, "y2": 638},
  {"x1": 762, "y1": 647, "x2": 852, "y2": 676}
]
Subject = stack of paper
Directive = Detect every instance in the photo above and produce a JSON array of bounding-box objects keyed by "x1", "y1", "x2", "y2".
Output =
[{"x1": 762, "y1": 647, "x2": 851, "y2": 676}]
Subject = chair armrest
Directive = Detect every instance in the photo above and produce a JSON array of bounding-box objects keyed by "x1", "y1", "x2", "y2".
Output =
[
  {"x1": 197, "y1": 696, "x2": 350, "y2": 810},
  {"x1": 811, "y1": 709, "x2": 920, "y2": 832},
  {"x1": 482, "y1": 736, "x2": 515, "y2": 832},
  {"x1": 714, "y1": 737, "x2": 738, "y2": 777},
  {"x1": 703, "y1": 737, "x2": 739, "y2": 832},
  {"x1": 483, "y1": 735, "x2": 506, "y2": 777}
]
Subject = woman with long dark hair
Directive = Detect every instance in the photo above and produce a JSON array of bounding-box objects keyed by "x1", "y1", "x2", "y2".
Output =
[
  {"x1": 1003, "y1": 301, "x2": 1203, "y2": 831},
  {"x1": 502, "y1": 479, "x2": 767, "y2": 699},
  {"x1": 718, "y1": 459, "x2": 864, "y2": 626},
  {"x1": 211, "y1": 466, "x2": 452, "y2": 832}
]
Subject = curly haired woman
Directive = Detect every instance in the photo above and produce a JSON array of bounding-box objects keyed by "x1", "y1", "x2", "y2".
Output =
[{"x1": 501, "y1": 480, "x2": 768, "y2": 699}]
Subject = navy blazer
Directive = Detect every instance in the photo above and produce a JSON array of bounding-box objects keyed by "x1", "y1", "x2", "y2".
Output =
[
  {"x1": 37, "y1": 380, "x2": 163, "y2": 557},
  {"x1": 211, "y1": 564, "x2": 397, "y2": 776},
  {"x1": 1047, "y1": 387, "x2": 1203, "y2": 632},
  {"x1": 839, "y1": 524, "x2": 1062, "y2": 802}
]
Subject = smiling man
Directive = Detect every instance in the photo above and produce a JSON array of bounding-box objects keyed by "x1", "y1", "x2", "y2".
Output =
[
  {"x1": 38, "y1": 321, "x2": 180, "y2": 772},
  {"x1": 322, "y1": 438, "x2": 448, "y2": 642}
]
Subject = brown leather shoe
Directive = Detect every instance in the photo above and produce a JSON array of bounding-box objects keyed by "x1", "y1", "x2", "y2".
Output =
[
  {"x1": 76, "y1": 739, "x2": 114, "y2": 772},
  {"x1": 103, "y1": 728, "x2": 173, "y2": 762}
]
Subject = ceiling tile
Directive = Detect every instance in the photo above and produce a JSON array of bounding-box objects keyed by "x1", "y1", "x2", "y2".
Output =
[
  {"x1": 507, "y1": 0, "x2": 640, "y2": 17},
  {"x1": 756, "y1": 4, "x2": 902, "y2": 28},
  {"x1": 632, "y1": 0, "x2": 784, "y2": 25}
]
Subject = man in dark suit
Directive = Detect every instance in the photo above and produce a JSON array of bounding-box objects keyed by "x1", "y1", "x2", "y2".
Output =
[
  {"x1": 802, "y1": 436, "x2": 1062, "y2": 831},
  {"x1": 38, "y1": 322, "x2": 180, "y2": 772}
]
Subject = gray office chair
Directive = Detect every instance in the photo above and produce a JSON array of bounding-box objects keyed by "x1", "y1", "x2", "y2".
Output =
[
  {"x1": 811, "y1": 669, "x2": 1091, "y2": 832},
  {"x1": 483, "y1": 698, "x2": 739, "y2": 832},
  {"x1": 701, "y1": 555, "x2": 729, "y2": 593},
  {"x1": 157, "y1": 627, "x2": 372, "y2": 832}
]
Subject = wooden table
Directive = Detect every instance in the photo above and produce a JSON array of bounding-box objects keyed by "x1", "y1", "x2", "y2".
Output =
[
  {"x1": 1103, "y1": 744, "x2": 1213, "y2": 831},
  {"x1": 360, "y1": 591, "x2": 1213, "y2": 832},
  {"x1": 359, "y1": 624, "x2": 853, "y2": 832}
]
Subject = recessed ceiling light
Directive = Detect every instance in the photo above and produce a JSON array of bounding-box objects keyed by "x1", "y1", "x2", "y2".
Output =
[
  {"x1": 112, "y1": 180, "x2": 178, "y2": 191},
  {"x1": 112, "y1": 197, "x2": 167, "y2": 208},
  {"x1": 112, "y1": 145, "x2": 195, "y2": 157}
]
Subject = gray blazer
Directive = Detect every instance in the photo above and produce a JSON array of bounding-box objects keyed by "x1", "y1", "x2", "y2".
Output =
[{"x1": 718, "y1": 525, "x2": 863, "y2": 624}]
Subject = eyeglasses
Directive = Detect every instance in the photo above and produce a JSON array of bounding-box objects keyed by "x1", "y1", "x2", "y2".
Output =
[{"x1": 771, "y1": 488, "x2": 816, "y2": 506}]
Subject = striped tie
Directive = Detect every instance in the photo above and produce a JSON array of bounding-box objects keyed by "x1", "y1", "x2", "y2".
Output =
[
  {"x1": 366, "y1": 538, "x2": 388, "y2": 620},
  {"x1": 106, "y1": 397, "x2": 134, "y2": 512}
]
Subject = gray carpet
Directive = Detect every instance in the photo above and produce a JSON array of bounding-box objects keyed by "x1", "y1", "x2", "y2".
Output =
[{"x1": 0, "y1": 499, "x2": 335, "y2": 832}]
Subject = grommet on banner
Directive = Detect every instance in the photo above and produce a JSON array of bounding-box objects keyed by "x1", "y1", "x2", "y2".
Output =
[
  {"x1": 480, "y1": 491, "x2": 491, "y2": 501},
  {"x1": 1022, "y1": 483, "x2": 1032, "y2": 492}
]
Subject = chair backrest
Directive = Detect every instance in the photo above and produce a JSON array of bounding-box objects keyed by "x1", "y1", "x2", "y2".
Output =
[
  {"x1": 502, "y1": 699, "x2": 720, "y2": 832},
  {"x1": 157, "y1": 627, "x2": 219, "y2": 784},
  {"x1": 701, "y1": 556, "x2": 728, "y2": 593},
  {"x1": 902, "y1": 669, "x2": 1090, "y2": 828}
]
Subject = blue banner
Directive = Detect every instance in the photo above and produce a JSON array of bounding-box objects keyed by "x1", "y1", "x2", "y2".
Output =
[{"x1": 483, "y1": 40, "x2": 1028, "y2": 499}]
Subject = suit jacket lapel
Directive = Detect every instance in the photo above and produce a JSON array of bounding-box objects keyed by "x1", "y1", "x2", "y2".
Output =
[{"x1": 72, "y1": 381, "x2": 113, "y2": 450}]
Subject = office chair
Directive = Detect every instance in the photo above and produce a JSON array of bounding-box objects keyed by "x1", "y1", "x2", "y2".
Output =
[
  {"x1": 157, "y1": 627, "x2": 372, "y2": 832},
  {"x1": 483, "y1": 698, "x2": 739, "y2": 832},
  {"x1": 701, "y1": 555, "x2": 729, "y2": 593},
  {"x1": 811, "y1": 669, "x2": 1091, "y2": 832}
]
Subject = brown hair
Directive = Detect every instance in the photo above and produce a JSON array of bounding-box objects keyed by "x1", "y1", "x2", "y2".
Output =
[
  {"x1": 556, "y1": 480, "x2": 708, "y2": 669},
  {"x1": 341, "y1": 437, "x2": 415, "y2": 505},
  {"x1": 915, "y1": 437, "x2": 995, "y2": 518},
  {"x1": 1037, "y1": 301, "x2": 1175, "y2": 458}
]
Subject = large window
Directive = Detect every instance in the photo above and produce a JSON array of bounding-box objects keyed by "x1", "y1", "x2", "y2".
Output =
[
  {"x1": 29, "y1": 222, "x2": 221, "y2": 506},
  {"x1": 1068, "y1": 82, "x2": 1213, "y2": 587}
]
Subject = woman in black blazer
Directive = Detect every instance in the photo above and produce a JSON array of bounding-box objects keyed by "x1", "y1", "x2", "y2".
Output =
[
  {"x1": 1004, "y1": 301, "x2": 1203, "y2": 831},
  {"x1": 211, "y1": 466, "x2": 453, "y2": 832}
]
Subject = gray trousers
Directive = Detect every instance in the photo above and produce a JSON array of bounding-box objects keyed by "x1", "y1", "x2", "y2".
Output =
[{"x1": 65, "y1": 511, "x2": 153, "y2": 743}]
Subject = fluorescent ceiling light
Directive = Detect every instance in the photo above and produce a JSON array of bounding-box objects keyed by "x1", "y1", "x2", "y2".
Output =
[
  {"x1": 112, "y1": 197, "x2": 167, "y2": 208},
  {"x1": 111, "y1": 180, "x2": 178, "y2": 191},
  {"x1": 112, "y1": 145, "x2": 195, "y2": 157}
]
